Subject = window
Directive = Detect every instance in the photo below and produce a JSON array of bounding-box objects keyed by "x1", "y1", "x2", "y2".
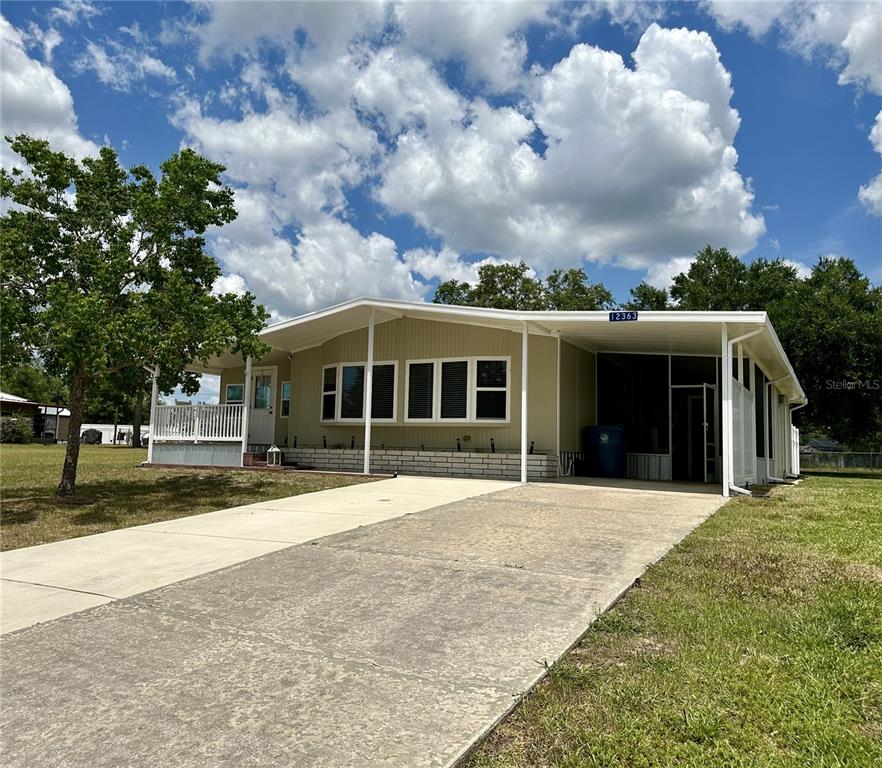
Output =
[
  {"x1": 225, "y1": 383, "x2": 244, "y2": 404},
  {"x1": 340, "y1": 365, "x2": 365, "y2": 419},
  {"x1": 321, "y1": 362, "x2": 397, "y2": 422},
  {"x1": 440, "y1": 360, "x2": 468, "y2": 420},
  {"x1": 371, "y1": 364, "x2": 395, "y2": 420},
  {"x1": 404, "y1": 357, "x2": 510, "y2": 423},
  {"x1": 321, "y1": 366, "x2": 336, "y2": 421},
  {"x1": 406, "y1": 362, "x2": 434, "y2": 420},
  {"x1": 474, "y1": 359, "x2": 507, "y2": 420},
  {"x1": 253, "y1": 374, "x2": 272, "y2": 409},
  {"x1": 281, "y1": 382, "x2": 291, "y2": 417}
]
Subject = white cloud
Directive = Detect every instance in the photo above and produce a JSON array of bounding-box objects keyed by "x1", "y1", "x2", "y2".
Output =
[
  {"x1": 0, "y1": 15, "x2": 98, "y2": 165},
  {"x1": 703, "y1": 1, "x2": 882, "y2": 96},
  {"x1": 75, "y1": 40, "x2": 177, "y2": 91},
  {"x1": 379, "y1": 24, "x2": 763, "y2": 270},
  {"x1": 393, "y1": 1, "x2": 551, "y2": 91},
  {"x1": 24, "y1": 23, "x2": 63, "y2": 63},
  {"x1": 49, "y1": 0, "x2": 101, "y2": 27},
  {"x1": 782, "y1": 258, "x2": 812, "y2": 279},
  {"x1": 172, "y1": 94, "x2": 378, "y2": 224},
  {"x1": 195, "y1": 0, "x2": 387, "y2": 64},
  {"x1": 210, "y1": 197, "x2": 426, "y2": 318},
  {"x1": 859, "y1": 110, "x2": 882, "y2": 216},
  {"x1": 402, "y1": 247, "x2": 505, "y2": 284},
  {"x1": 645, "y1": 256, "x2": 695, "y2": 289}
]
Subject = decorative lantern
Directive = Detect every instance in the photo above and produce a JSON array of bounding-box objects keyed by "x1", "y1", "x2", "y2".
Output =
[{"x1": 267, "y1": 444, "x2": 282, "y2": 468}]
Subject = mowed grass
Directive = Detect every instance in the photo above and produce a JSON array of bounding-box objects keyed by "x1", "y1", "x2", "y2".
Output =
[
  {"x1": 0, "y1": 444, "x2": 373, "y2": 550},
  {"x1": 467, "y1": 470, "x2": 882, "y2": 768}
]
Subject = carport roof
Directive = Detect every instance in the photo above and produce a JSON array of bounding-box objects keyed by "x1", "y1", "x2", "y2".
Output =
[{"x1": 198, "y1": 297, "x2": 806, "y2": 403}]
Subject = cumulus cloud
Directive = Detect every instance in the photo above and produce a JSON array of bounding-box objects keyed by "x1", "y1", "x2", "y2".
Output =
[
  {"x1": 859, "y1": 110, "x2": 882, "y2": 216},
  {"x1": 379, "y1": 24, "x2": 763, "y2": 270},
  {"x1": 210, "y1": 195, "x2": 425, "y2": 318},
  {"x1": 393, "y1": 1, "x2": 551, "y2": 91},
  {"x1": 704, "y1": 1, "x2": 882, "y2": 95},
  {"x1": 0, "y1": 15, "x2": 98, "y2": 165}
]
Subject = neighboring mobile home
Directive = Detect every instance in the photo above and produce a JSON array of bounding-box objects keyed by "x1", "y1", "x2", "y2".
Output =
[{"x1": 147, "y1": 298, "x2": 806, "y2": 497}]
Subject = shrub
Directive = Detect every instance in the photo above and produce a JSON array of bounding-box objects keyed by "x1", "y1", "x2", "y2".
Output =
[{"x1": 0, "y1": 412, "x2": 34, "y2": 443}]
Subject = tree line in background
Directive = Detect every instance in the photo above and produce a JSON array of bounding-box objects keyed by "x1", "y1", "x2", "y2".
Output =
[{"x1": 434, "y1": 247, "x2": 882, "y2": 450}]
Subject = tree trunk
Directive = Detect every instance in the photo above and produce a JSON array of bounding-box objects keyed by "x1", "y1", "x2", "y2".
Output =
[
  {"x1": 132, "y1": 391, "x2": 144, "y2": 448},
  {"x1": 56, "y1": 362, "x2": 88, "y2": 497}
]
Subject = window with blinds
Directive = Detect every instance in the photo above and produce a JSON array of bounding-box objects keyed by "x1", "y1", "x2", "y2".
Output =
[
  {"x1": 407, "y1": 362, "x2": 434, "y2": 420},
  {"x1": 440, "y1": 360, "x2": 468, "y2": 419},
  {"x1": 371, "y1": 364, "x2": 395, "y2": 419},
  {"x1": 340, "y1": 365, "x2": 365, "y2": 419}
]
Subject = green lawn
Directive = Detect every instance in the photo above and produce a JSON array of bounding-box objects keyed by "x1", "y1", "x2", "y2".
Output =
[
  {"x1": 0, "y1": 444, "x2": 373, "y2": 551},
  {"x1": 467, "y1": 470, "x2": 882, "y2": 768}
]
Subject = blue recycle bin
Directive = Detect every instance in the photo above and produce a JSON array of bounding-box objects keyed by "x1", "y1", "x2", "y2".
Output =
[{"x1": 582, "y1": 425, "x2": 626, "y2": 478}]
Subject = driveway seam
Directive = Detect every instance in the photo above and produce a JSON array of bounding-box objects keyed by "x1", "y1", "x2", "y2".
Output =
[{"x1": 0, "y1": 577, "x2": 116, "y2": 600}]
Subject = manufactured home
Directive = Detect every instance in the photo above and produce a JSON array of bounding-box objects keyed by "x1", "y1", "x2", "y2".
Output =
[{"x1": 146, "y1": 298, "x2": 805, "y2": 497}]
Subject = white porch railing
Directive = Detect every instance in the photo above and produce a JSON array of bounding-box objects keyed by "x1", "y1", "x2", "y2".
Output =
[{"x1": 153, "y1": 403, "x2": 245, "y2": 442}]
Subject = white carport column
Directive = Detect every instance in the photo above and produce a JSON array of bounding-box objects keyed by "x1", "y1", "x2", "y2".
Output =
[
  {"x1": 363, "y1": 309, "x2": 375, "y2": 475},
  {"x1": 240, "y1": 356, "x2": 253, "y2": 466},
  {"x1": 146, "y1": 365, "x2": 159, "y2": 464},
  {"x1": 720, "y1": 325, "x2": 731, "y2": 497},
  {"x1": 521, "y1": 321, "x2": 529, "y2": 484}
]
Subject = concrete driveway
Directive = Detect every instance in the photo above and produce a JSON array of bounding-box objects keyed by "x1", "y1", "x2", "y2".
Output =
[{"x1": 0, "y1": 479, "x2": 724, "y2": 768}]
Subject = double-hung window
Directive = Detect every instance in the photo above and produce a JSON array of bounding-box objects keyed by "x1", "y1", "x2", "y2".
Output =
[
  {"x1": 474, "y1": 359, "x2": 508, "y2": 420},
  {"x1": 404, "y1": 357, "x2": 509, "y2": 423},
  {"x1": 321, "y1": 362, "x2": 397, "y2": 422},
  {"x1": 280, "y1": 382, "x2": 291, "y2": 417},
  {"x1": 321, "y1": 366, "x2": 337, "y2": 421}
]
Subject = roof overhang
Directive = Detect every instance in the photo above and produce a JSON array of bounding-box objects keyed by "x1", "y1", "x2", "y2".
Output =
[{"x1": 191, "y1": 297, "x2": 806, "y2": 404}]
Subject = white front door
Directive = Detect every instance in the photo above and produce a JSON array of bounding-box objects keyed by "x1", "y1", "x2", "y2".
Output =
[{"x1": 248, "y1": 367, "x2": 277, "y2": 445}]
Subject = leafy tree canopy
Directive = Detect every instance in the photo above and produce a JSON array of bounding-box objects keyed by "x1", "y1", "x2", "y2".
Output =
[
  {"x1": 625, "y1": 282, "x2": 670, "y2": 311},
  {"x1": 434, "y1": 262, "x2": 613, "y2": 311},
  {"x1": 0, "y1": 135, "x2": 269, "y2": 494}
]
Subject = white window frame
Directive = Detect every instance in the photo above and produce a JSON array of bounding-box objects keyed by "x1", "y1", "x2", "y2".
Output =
[
  {"x1": 472, "y1": 356, "x2": 511, "y2": 423},
  {"x1": 280, "y1": 381, "x2": 291, "y2": 418},
  {"x1": 225, "y1": 383, "x2": 245, "y2": 404},
  {"x1": 321, "y1": 361, "x2": 398, "y2": 423},
  {"x1": 320, "y1": 364, "x2": 338, "y2": 423},
  {"x1": 401, "y1": 356, "x2": 511, "y2": 425}
]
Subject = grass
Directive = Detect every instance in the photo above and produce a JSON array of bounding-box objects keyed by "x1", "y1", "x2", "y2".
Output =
[
  {"x1": 0, "y1": 443, "x2": 373, "y2": 551},
  {"x1": 467, "y1": 469, "x2": 882, "y2": 768}
]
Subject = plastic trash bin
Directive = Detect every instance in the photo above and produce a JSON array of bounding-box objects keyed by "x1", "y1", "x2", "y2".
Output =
[{"x1": 582, "y1": 425, "x2": 625, "y2": 478}]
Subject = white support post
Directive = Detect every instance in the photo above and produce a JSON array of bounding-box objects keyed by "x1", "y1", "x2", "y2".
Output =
[
  {"x1": 737, "y1": 342, "x2": 744, "y2": 383},
  {"x1": 363, "y1": 309, "x2": 375, "y2": 475},
  {"x1": 521, "y1": 321, "x2": 529, "y2": 484},
  {"x1": 555, "y1": 332, "x2": 561, "y2": 468},
  {"x1": 241, "y1": 356, "x2": 252, "y2": 466},
  {"x1": 721, "y1": 325, "x2": 731, "y2": 497},
  {"x1": 147, "y1": 365, "x2": 159, "y2": 464}
]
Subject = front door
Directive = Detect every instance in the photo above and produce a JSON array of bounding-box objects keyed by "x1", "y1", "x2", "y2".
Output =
[{"x1": 248, "y1": 367, "x2": 277, "y2": 446}]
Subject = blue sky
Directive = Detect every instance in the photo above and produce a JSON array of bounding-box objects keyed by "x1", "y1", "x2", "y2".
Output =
[{"x1": 1, "y1": 0, "x2": 880, "y2": 319}]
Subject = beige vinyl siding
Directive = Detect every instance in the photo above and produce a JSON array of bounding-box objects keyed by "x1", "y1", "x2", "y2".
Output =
[
  {"x1": 558, "y1": 341, "x2": 596, "y2": 452},
  {"x1": 282, "y1": 317, "x2": 557, "y2": 452}
]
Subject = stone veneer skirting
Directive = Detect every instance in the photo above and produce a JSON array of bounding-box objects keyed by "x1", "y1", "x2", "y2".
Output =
[{"x1": 282, "y1": 448, "x2": 558, "y2": 481}]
